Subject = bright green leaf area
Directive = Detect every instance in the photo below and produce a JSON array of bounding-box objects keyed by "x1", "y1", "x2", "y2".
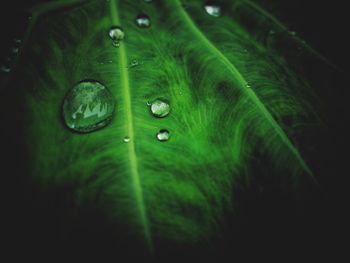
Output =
[{"x1": 16, "y1": 0, "x2": 317, "y2": 252}]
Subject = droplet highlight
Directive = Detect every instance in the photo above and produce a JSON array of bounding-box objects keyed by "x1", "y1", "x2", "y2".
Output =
[
  {"x1": 204, "y1": 1, "x2": 222, "y2": 17},
  {"x1": 150, "y1": 99, "x2": 170, "y2": 118},
  {"x1": 157, "y1": 129, "x2": 169, "y2": 142},
  {"x1": 62, "y1": 80, "x2": 115, "y2": 133},
  {"x1": 109, "y1": 26, "x2": 124, "y2": 47},
  {"x1": 123, "y1": 136, "x2": 130, "y2": 143},
  {"x1": 136, "y1": 14, "x2": 151, "y2": 28}
]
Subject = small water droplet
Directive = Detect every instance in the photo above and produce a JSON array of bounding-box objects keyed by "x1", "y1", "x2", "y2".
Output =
[
  {"x1": 123, "y1": 136, "x2": 130, "y2": 143},
  {"x1": 128, "y1": 59, "x2": 139, "y2": 68},
  {"x1": 136, "y1": 14, "x2": 151, "y2": 28},
  {"x1": 62, "y1": 80, "x2": 115, "y2": 133},
  {"x1": 144, "y1": 0, "x2": 153, "y2": 3},
  {"x1": 289, "y1": 31, "x2": 296, "y2": 36},
  {"x1": 109, "y1": 26, "x2": 124, "y2": 47},
  {"x1": 204, "y1": 1, "x2": 222, "y2": 17},
  {"x1": 157, "y1": 129, "x2": 169, "y2": 142},
  {"x1": 150, "y1": 99, "x2": 170, "y2": 118},
  {"x1": 246, "y1": 82, "x2": 251, "y2": 88},
  {"x1": 13, "y1": 38, "x2": 22, "y2": 45},
  {"x1": 146, "y1": 101, "x2": 151, "y2": 106},
  {"x1": 268, "y1": 29, "x2": 276, "y2": 35},
  {"x1": 0, "y1": 65, "x2": 11, "y2": 73},
  {"x1": 11, "y1": 47, "x2": 19, "y2": 54}
]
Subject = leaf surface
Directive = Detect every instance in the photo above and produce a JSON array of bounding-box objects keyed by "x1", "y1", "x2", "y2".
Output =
[{"x1": 4, "y1": 0, "x2": 320, "y2": 254}]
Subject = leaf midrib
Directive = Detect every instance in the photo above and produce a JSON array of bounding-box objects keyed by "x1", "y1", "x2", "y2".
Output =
[
  {"x1": 172, "y1": 0, "x2": 315, "y2": 180},
  {"x1": 110, "y1": 0, "x2": 152, "y2": 250}
]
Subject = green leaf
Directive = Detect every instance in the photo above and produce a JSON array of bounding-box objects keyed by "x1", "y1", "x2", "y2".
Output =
[{"x1": 4, "y1": 0, "x2": 321, "y2": 255}]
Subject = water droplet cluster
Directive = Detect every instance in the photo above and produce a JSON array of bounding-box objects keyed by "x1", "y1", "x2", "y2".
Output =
[{"x1": 63, "y1": 0, "x2": 224, "y2": 141}]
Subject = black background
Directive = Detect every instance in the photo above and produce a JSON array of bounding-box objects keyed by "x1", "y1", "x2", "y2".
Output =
[{"x1": 0, "y1": 0, "x2": 348, "y2": 261}]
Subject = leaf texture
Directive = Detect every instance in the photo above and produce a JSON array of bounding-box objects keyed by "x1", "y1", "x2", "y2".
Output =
[{"x1": 3, "y1": 0, "x2": 320, "y2": 257}]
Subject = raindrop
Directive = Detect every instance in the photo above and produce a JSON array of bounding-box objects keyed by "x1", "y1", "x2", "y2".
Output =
[
  {"x1": 1, "y1": 58, "x2": 11, "y2": 73},
  {"x1": 204, "y1": 1, "x2": 222, "y2": 17},
  {"x1": 123, "y1": 136, "x2": 130, "y2": 143},
  {"x1": 246, "y1": 82, "x2": 251, "y2": 88},
  {"x1": 289, "y1": 31, "x2": 296, "y2": 36},
  {"x1": 62, "y1": 80, "x2": 115, "y2": 133},
  {"x1": 11, "y1": 47, "x2": 19, "y2": 54},
  {"x1": 144, "y1": 0, "x2": 152, "y2": 3},
  {"x1": 149, "y1": 99, "x2": 170, "y2": 118},
  {"x1": 0, "y1": 65, "x2": 11, "y2": 73},
  {"x1": 136, "y1": 14, "x2": 151, "y2": 28},
  {"x1": 109, "y1": 26, "x2": 124, "y2": 47},
  {"x1": 128, "y1": 59, "x2": 139, "y2": 68},
  {"x1": 157, "y1": 129, "x2": 169, "y2": 142},
  {"x1": 268, "y1": 29, "x2": 276, "y2": 35},
  {"x1": 13, "y1": 38, "x2": 22, "y2": 45}
]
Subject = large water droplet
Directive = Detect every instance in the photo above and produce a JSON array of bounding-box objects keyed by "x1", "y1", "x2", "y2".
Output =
[
  {"x1": 109, "y1": 26, "x2": 124, "y2": 47},
  {"x1": 157, "y1": 129, "x2": 169, "y2": 142},
  {"x1": 204, "y1": 1, "x2": 222, "y2": 17},
  {"x1": 136, "y1": 14, "x2": 151, "y2": 28},
  {"x1": 150, "y1": 99, "x2": 170, "y2": 118},
  {"x1": 62, "y1": 80, "x2": 115, "y2": 133}
]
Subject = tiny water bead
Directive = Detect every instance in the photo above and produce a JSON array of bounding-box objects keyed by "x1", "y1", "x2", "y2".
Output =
[
  {"x1": 11, "y1": 47, "x2": 19, "y2": 54},
  {"x1": 1, "y1": 58, "x2": 12, "y2": 73},
  {"x1": 62, "y1": 80, "x2": 115, "y2": 133},
  {"x1": 204, "y1": 1, "x2": 222, "y2": 17},
  {"x1": 13, "y1": 38, "x2": 22, "y2": 44},
  {"x1": 144, "y1": 0, "x2": 153, "y2": 3},
  {"x1": 109, "y1": 26, "x2": 124, "y2": 47},
  {"x1": 128, "y1": 59, "x2": 139, "y2": 68},
  {"x1": 149, "y1": 99, "x2": 170, "y2": 118},
  {"x1": 123, "y1": 136, "x2": 130, "y2": 143},
  {"x1": 157, "y1": 129, "x2": 170, "y2": 142},
  {"x1": 136, "y1": 14, "x2": 151, "y2": 28},
  {"x1": 0, "y1": 65, "x2": 11, "y2": 73},
  {"x1": 268, "y1": 29, "x2": 276, "y2": 35}
]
